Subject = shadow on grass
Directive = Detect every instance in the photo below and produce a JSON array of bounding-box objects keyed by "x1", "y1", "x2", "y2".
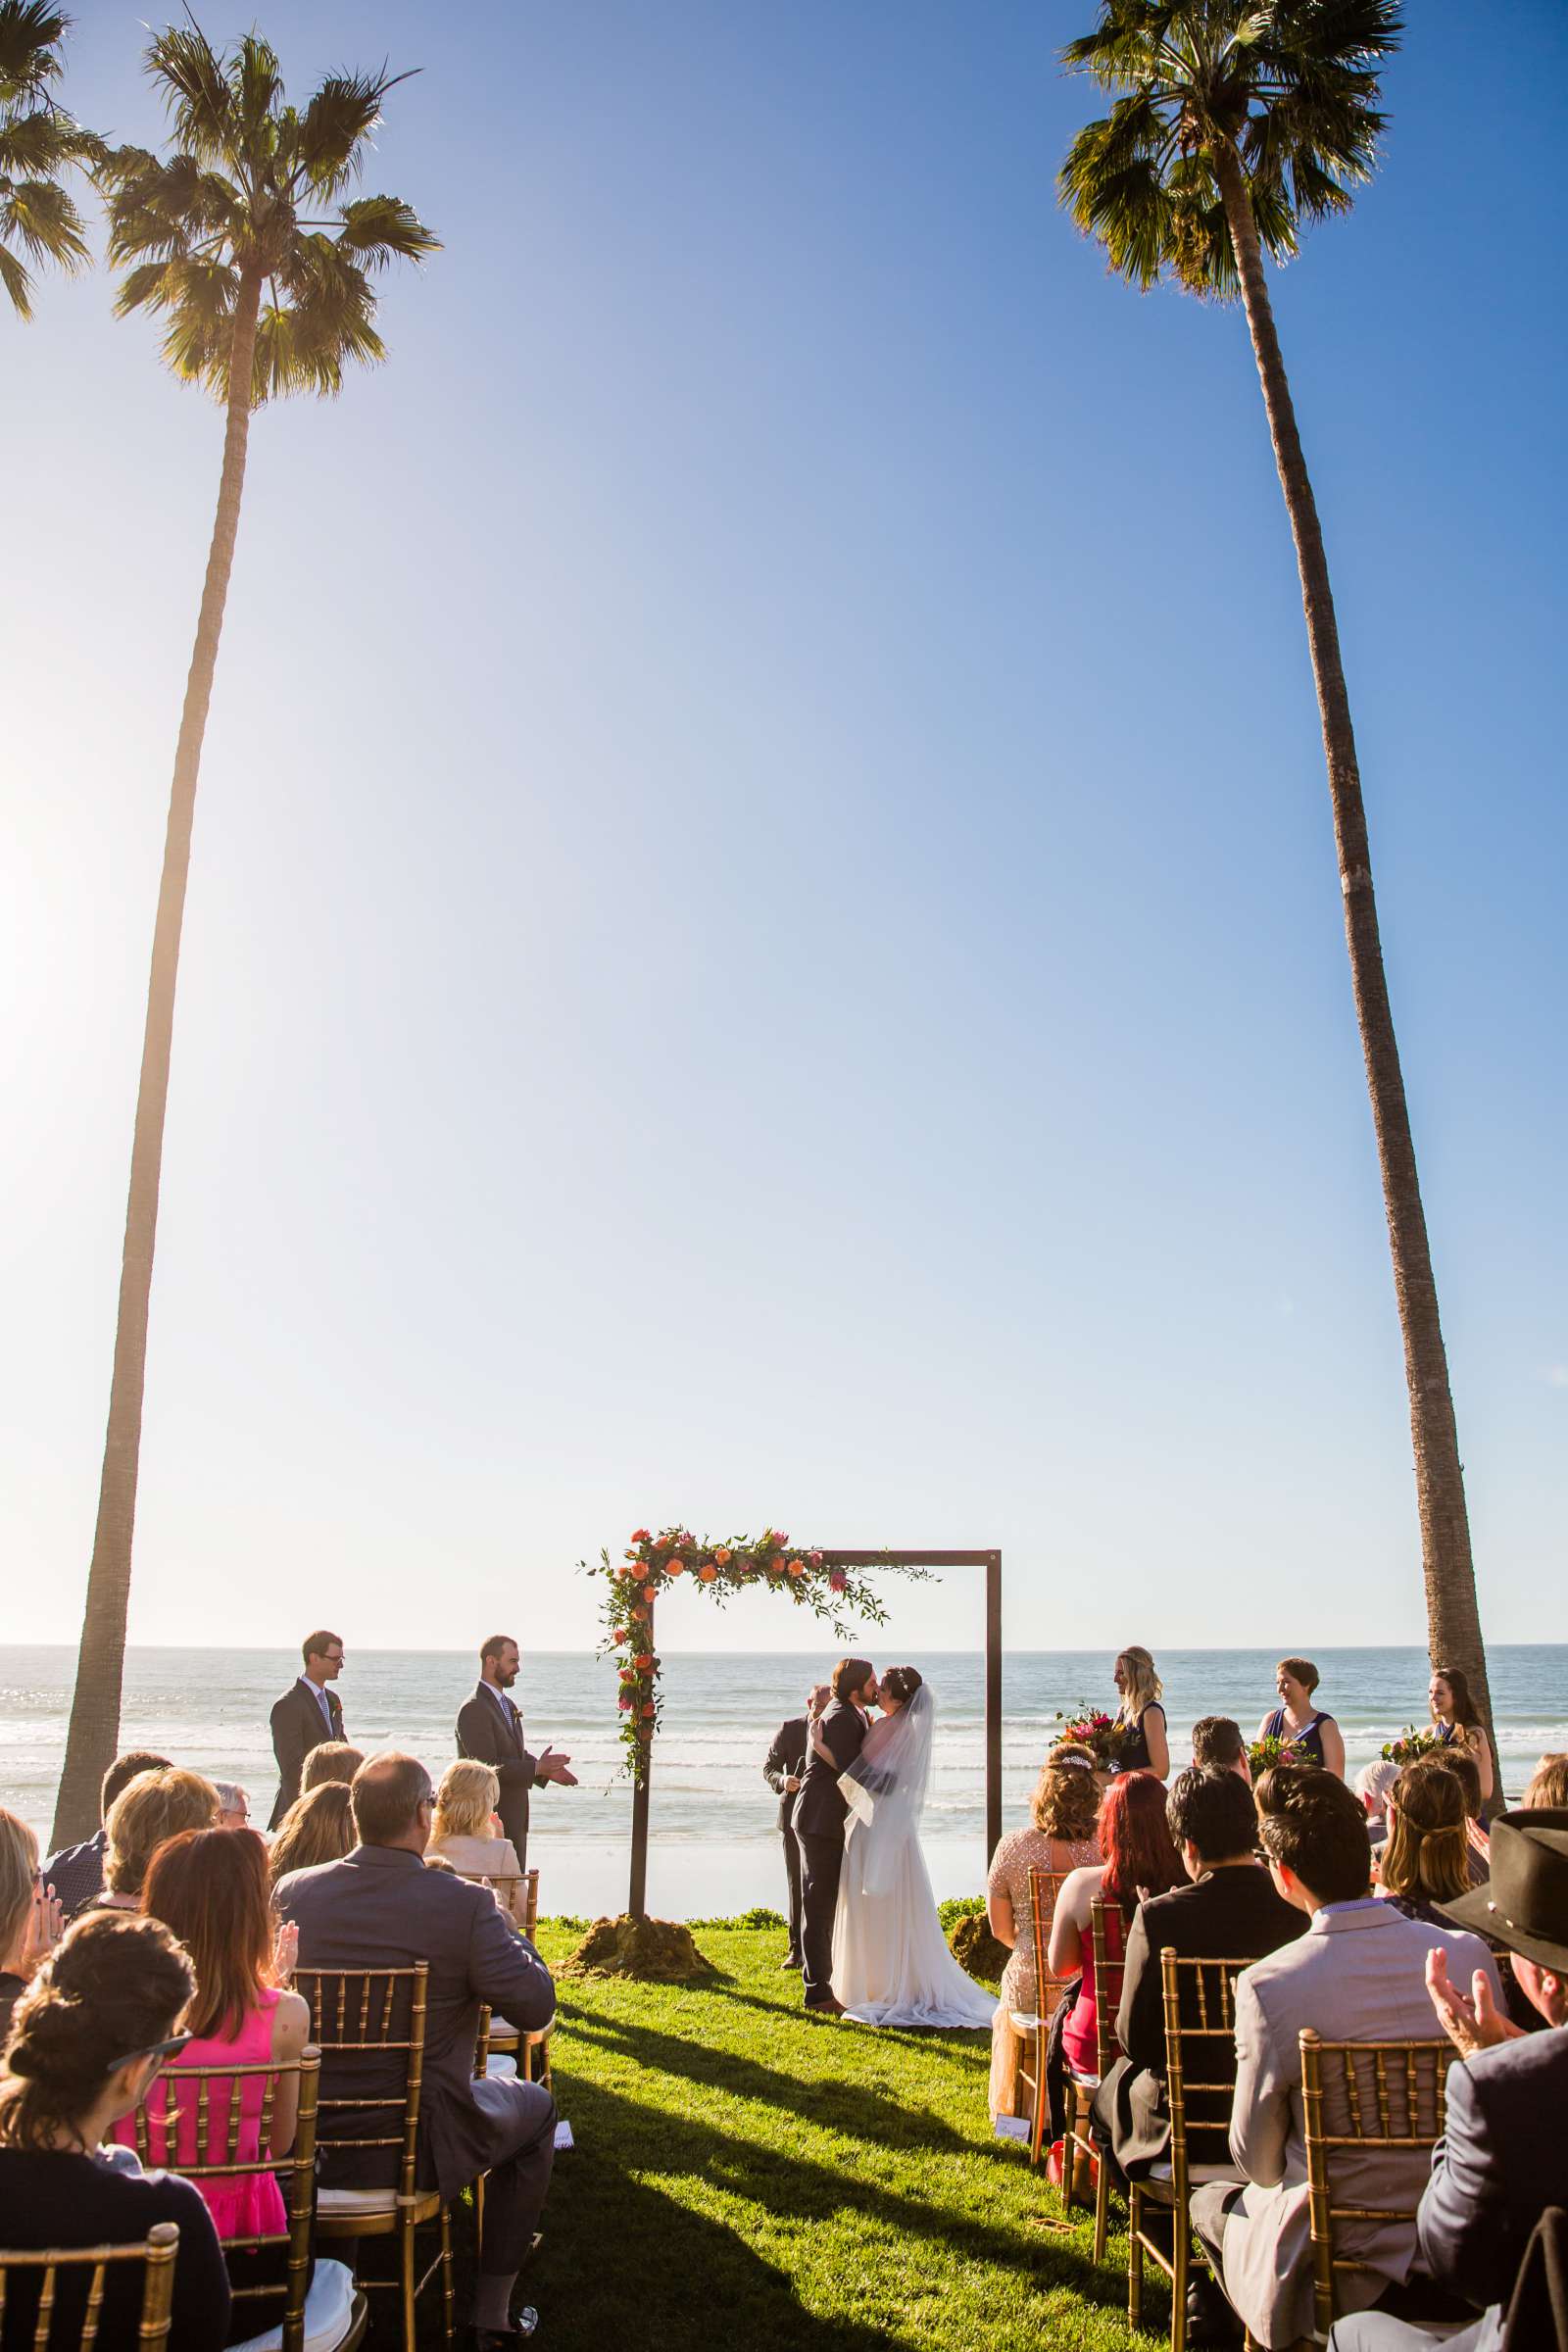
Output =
[{"x1": 547, "y1": 2058, "x2": 1131, "y2": 2323}]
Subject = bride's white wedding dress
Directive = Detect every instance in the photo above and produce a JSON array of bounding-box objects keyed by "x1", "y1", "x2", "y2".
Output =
[{"x1": 829, "y1": 1687, "x2": 997, "y2": 2031}]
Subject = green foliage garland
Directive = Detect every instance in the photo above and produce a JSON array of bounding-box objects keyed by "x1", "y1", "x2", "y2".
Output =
[{"x1": 584, "y1": 1524, "x2": 919, "y2": 1780}]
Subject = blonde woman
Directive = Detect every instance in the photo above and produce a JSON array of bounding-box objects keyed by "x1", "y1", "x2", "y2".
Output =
[
  {"x1": 985, "y1": 1748, "x2": 1102, "y2": 2122},
  {"x1": 427, "y1": 1760, "x2": 531, "y2": 1930},
  {"x1": 1111, "y1": 1647, "x2": 1169, "y2": 1780},
  {"x1": 1, "y1": 1810, "x2": 63, "y2": 2043},
  {"x1": 91, "y1": 1769, "x2": 220, "y2": 1912}
]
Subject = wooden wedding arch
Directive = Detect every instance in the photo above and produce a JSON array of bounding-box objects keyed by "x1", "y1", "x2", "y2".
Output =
[{"x1": 593, "y1": 1534, "x2": 1003, "y2": 1919}]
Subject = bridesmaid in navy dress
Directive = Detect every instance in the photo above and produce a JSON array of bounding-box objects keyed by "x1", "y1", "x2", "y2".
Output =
[
  {"x1": 1111, "y1": 1647, "x2": 1169, "y2": 1780},
  {"x1": 1429, "y1": 1663, "x2": 1494, "y2": 1804},
  {"x1": 1256, "y1": 1656, "x2": 1346, "y2": 1779}
]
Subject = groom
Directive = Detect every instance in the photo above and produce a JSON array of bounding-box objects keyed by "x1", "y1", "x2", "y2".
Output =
[{"x1": 795, "y1": 1658, "x2": 878, "y2": 2014}]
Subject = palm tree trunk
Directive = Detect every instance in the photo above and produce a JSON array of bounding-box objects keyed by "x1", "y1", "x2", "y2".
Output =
[
  {"x1": 1210, "y1": 145, "x2": 1497, "y2": 1787},
  {"x1": 50, "y1": 268, "x2": 264, "y2": 1848}
]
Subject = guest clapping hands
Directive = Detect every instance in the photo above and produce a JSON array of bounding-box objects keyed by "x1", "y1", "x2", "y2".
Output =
[{"x1": 1257, "y1": 1656, "x2": 1345, "y2": 1778}]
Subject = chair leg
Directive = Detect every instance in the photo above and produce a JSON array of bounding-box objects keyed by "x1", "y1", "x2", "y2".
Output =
[
  {"x1": 474, "y1": 2173, "x2": 486, "y2": 2251},
  {"x1": 399, "y1": 2215, "x2": 416, "y2": 2352},
  {"x1": 1061, "y1": 2082, "x2": 1079, "y2": 2213},
  {"x1": 1092, "y1": 2126, "x2": 1112, "y2": 2263},
  {"x1": 440, "y1": 2202, "x2": 454, "y2": 2349},
  {"x1": 1029, "y1": 2055, "x2": 1047, "y2": 2165},
  {"x1": 1170, "y1": 2210, "x2": 1189, "y2": 2352},
  {"x1": 1128, "y1": 2183, "x2": 1144, "y2": 2330}
]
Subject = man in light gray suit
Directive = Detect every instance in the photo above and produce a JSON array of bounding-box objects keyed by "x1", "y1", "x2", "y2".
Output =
[
  {"x1": 1191, "y1": 1767, "x2": 1500, "y2": 2351},
  {"x1": 275, "y1": 1752, "x2": 557, "y2": 2350}
]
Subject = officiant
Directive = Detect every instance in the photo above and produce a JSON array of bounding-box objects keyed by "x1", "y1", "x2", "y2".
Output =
[
  {"x1": 763, "y1": 1684, "x2": 829, "y2": 1971},
  {"x1": 454, "y1": 1634, "x2": 577, "y2": 1876}
]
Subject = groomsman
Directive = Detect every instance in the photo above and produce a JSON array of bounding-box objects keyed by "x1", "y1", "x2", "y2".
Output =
[
  {"x1": 269, "y1": 1630, "x2": 347, "y2": 1829},
  {"x1": 763, "y1": 1684, "x2": 829, "y2": 1972},
  {"x1": 455, "y1": 1634, "x2": 577, "y2": 1875}
]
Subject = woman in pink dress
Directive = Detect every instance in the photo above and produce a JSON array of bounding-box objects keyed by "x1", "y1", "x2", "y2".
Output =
[
  {"x1": 1049, "y1": 1769, "x2": 1184, "y2": 2081},
  {"x1": 116, "y1": 1827, "x2": 309, "y2": 2242}
]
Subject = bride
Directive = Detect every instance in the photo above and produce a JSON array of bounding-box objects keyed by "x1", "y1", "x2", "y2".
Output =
[{"x1": 813, "y1": 1665, "x2": 997, "y2": 2031}]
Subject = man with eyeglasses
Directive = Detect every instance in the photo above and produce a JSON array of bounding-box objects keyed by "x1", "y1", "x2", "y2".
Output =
[
  {"x1": 268, "y1": 1630, "x2": 348, "y2": 1829},
  {"x1": 276, "y1": 1752, "x2": 557, "y2": 2348}
]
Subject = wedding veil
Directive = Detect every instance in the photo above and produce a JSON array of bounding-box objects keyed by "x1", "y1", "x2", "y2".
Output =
[{"x1": 839, "y1": 1683, "x2": 936, "y2": 1897}]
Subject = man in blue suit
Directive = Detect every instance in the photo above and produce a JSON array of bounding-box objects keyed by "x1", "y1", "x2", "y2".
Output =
[{"x1": 1329, "y1": 1807, "x2": 1568, "y2": 2350}]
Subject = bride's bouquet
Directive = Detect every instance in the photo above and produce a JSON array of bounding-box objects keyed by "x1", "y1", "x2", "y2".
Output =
[{"x1": 1052, "y1": 1704, "x2": 1127, "y2": 1769}]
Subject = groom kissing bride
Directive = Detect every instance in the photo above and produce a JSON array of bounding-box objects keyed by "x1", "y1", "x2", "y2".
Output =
[{"x1": 795, "y1": 1657, "x2": 996, "y2": 2031}]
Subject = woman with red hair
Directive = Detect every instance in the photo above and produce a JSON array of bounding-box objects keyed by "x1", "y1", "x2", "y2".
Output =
[
  {"x1": 113, "y1": 1828, "x2": 309, "y2": 2244},
  {"x1": 1048, "y1": 1769, "x2": 1184, "y2": 2080}
]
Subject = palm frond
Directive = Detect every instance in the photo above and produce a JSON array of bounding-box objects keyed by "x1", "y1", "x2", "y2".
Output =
[
  {"x1": 0, "y1": 0, "x2": 66, "y2": 108},
  {"x1": 0, "y1": 105, "x2": 101, "y2": 175},
  {"x1": 0, "y1": 227, "x2": 34, "y2": 313},
  {"x1": 291, "y1": 68, "x2": 404, "y2": 198},
  {"x1": 0, "y1": 169, "x2": 85, "y2": 264},
  {"x1": 146, "y1": 26, "x2": 237, "y2": 169},
  {"x1": 336, "y1": 192, "x2": 439, "y2": 269}
]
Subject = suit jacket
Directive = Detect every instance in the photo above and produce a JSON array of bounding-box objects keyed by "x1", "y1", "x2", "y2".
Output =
[
  {"x1": 456, "y1": 1683, "x2": 538, "y2": 1858},
  {"x1": 1414, "y1": 2024, "x2": 1568, "y2": 2349},
  {"x1": 763, "y1": 1718, "x2": 808, "y2": 1833},
  {"x1": 274, "y1": 1843, "x2": 555, "y2": 2199},
  {"x1": 1215, "y1": 1900, "x2": 1501, "y2": 2349},
  {"x1": 794, "y1": 1699, "x2": 867, "y2": 1840},
  {"x1": 1099, "y1": 1864, "x2": 1306, "y2": 2175},
  {"x1": 40, "y1": 1827, "x2": 108, "y2": 1920},
  {"x1": 269, "y1": 1679, "x2": 345, "y2": 1829}
]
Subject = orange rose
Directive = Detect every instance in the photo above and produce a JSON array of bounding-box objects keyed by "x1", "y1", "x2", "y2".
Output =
[
  {"x1": 699, "y1": 1563, "x2": 718, "y2": 1583},
  {"x1": 641, "y1": 1701, "x2": 656, "y2": 1718},
  {"x1": 642, "y1": 1585, "x2": 658, "y2": 1601},
  {"x1": 634, "y1": 1653, "x2": 655, "y2": 1670},
  {"x1": 714, "y1": 1547, "x2": 731, "y2": 1566},
  {"x1": 787, "y1": 1558, "x2": 805, "y2": 1577},
  {"x1": 666, "y1": 1561, "x2": 684, "y2": 1577}
]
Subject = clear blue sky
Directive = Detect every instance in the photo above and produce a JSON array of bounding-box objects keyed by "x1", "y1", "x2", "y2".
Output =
[{"x1": 3, "y1": 0, "x2": 1563, "y2": 1658}]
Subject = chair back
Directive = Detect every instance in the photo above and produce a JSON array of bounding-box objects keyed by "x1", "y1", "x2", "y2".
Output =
[
  {"x1": 125, "y1": 2050, "x2": 319, "y2": 2352},
  {"x1": 450, "y1": 1865, "x2": 539, "y2": 1939},
  {"x1": 295, "y1": 1964, "x2": 429, "y2": 2201},
  {"x1": 1158, "y1": 1948, "x2": 1250, "y2": 2191},
  {"x1": 1089, "y1": 1896, "x2": 1127, "y2": 2077},
  {"x1": 1502, "y1": 2206, "x2": 1568, "y2": 2352},
  {"x1": 1025, "y1": 1865, "x2": 1074, "y2": 2019},
  {"x1": 1299, "y1": 2028, "x2": 1450, "y2": 2339},
  {"x1": 0, "y1": 2221, "x2": 180, "y2": 2351}
]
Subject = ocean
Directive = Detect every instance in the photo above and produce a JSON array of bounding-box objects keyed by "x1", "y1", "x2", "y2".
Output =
[{"x1": 4, "y1": 1644, "x2": 1564, "y2": 1920}]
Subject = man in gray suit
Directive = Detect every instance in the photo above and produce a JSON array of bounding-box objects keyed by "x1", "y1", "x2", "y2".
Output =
[
  {"x1": 1191, "y1": 1767, "x2": 1500, "y2": 2350},
  {"x1": 275, "y1": 1753, "x2": 557, "y2": 2349},
  {"x1": 1328, "y1": 1807, "x2": 1568, "y2": 2350}
]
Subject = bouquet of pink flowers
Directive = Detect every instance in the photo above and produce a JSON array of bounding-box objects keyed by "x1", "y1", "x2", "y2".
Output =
[
  {"x1": 1380, "y1": 1724, "x2": 1447, "y2": 1767},
  {"x1": 1248, "y1": 1732, "x2": 1318, "y2": 1776},
  {"x1": 1053, "y1": 1705, "x2": 1127, "y2": 1769}
]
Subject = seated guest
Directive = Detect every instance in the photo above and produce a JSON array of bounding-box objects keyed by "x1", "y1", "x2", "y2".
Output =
[
  {"x1": 1051, "y1": 1769, "x2": 1185, "y2": 2082},
  {"x1": 42, "y1": 1749, "x2": 170, "y2": 1919},
  {"x1": 115, "y1": 1828, "x2": 310, "y2": 2256},
  {"x1": 986, "y1": 1744, "x2": 1102, "y2": 2122},
  {"x1": 1, "y1": 1809, "x2": 62, "y2": 2044},
  {"x1": 1095, "y1": 1766, "x2": 1304, "y2": 2180},
  {"x1": 300, "y1": 1742, "x2": 364, "y2": 1794},
  {"x1": 1192, "y1": 1717, "x2": 1250, "y2": 1785},
  {"x1": 1327, "y1": 1807, "x2": 1568, "y2": 2350},
  {"x1": 0, "y1": 1912, "x2": 230, "y2": 2352},
  {"x1": 90, "y1": 1769, "x2": 220, "y2": 1913},
  {"x1": 1190, "y1": 1766, "x2": 1501, "y2": 2351},
  {"x1": 274, "y1": 1753, "x2": 557, "y2": 2349},
  {"x1": 1428, "y1": 1745, "x2": 1489, "y2": 1884},
  {"x1": 427, "y1": 1761, "x2": 531, "y2": 1931},
  {"x1": 213, "y1": 1783, "x2": 251, "y2": 1832},
  {"x1": 1375, "y1": 1758, "x2": 1472, "y2": 1929},
  {"x1": 267, "y1": 1781, "x2": 355, "y2": 1886},
  {"x1": 1356, "y1": 1758, "x2": 1401, "y2": 1851},
  {"x1": 1523, "y1": 1752, "x2": 1568, "y2": 1810},
  {"x1": 1256, "y1": 1656, "x2": 1346, "y2": 1778}
]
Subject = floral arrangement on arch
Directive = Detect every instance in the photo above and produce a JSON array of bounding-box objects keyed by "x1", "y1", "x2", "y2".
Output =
[
  {"x1": 586, "y1": 1526, "x2": 916, "y2": 1779},
  {"x1": 1249, "y1": 1732, "x2": 1320, "y2": 1777},
  {"x1": 1380, "y1": 1724, "x2": 1449, "y2": 1768},
  {"x1": 1052, "y1": 1704, "x2": 1127, "y2": 1770}
]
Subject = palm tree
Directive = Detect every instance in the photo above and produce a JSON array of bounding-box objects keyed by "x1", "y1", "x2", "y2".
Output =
[
  {"x1": 50, "y1": 26, "x2": 437, "y2": 1846},
  {"x1": 0, "y1": 0, "x2": 102, "y2": 317},
  {"x1": 1058, "y1": 2, "x2": 1499, "y2": 1769}
]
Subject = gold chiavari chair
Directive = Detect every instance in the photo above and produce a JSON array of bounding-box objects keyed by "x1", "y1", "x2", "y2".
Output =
[
  {"x1": 0, "y1": 2221, "x2": 180, "y2": 2352},
  {"x1": 125, "y1": 2047, "x2": 366, "y2": 2352},
  {"x1": 1126, "y1": 1949, "x2": 1252, "y2": 2352},
  {"x1": 1299, "y1": 2028, "x2": 1451, "y2": 2343},
  {"x1": 1062, "y1": 1895, "x2": 1125, "y2": 2260},
  {"x1": 454, "y1": 1869, "x2": 551, "y2": 2088},
  {"x1": 296, "y1": 1963, "x2": 454, "y2": 2352},
  {"x1": 1012, "y1": 1865, "x2": 1074, "y2": 2162}
]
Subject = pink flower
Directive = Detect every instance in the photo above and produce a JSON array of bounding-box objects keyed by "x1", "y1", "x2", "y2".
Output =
[{"x1": 828, "y1": 1570, "x2": 848, "y2": 1594}]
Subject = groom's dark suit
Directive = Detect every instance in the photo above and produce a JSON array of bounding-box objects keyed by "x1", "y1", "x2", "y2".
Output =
[{"x1": 795, "y1": 1696, "x2": 867, "y2": 2008}]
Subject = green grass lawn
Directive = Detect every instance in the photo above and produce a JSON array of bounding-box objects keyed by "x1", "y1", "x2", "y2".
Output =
[{"x1": 467, "y1": 1919, "x2": 1155, "y2": 2352}]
